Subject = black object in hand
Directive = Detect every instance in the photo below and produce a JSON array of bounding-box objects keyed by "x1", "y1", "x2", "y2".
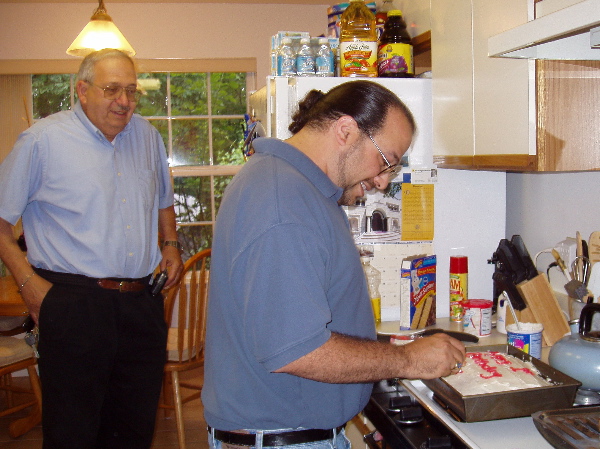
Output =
[{"x1": 151, "y1": 270, "x2": 168, "y2": 295}]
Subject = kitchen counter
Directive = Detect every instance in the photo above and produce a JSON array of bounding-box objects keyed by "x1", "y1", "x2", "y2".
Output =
[
  {"x1": 402, "y1": 380, "x2": 554, "y2": 449},
  {"x1": 376, "y1": 318, "x2": 555, "y2": 448}
]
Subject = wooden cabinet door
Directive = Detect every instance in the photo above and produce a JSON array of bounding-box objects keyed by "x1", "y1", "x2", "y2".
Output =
[{"x1": 536, "y1": 60, "x2": 600, "y2": 171}]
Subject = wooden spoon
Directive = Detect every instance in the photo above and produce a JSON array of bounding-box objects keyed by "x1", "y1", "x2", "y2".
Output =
[{"x1": 588, "y1": 232, "x2": 600, "y2": 265}]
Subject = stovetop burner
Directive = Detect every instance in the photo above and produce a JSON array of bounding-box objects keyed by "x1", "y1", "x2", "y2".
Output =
[
  {"x1": 363, "y1": 379, "x2": 469, "y2": 449},
  {"x1": 575, "y1": 388, "x2": 600, "y2": 406}
]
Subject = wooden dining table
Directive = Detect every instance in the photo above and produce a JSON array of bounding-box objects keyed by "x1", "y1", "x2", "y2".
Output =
[{"x1": 0, "y1": 275, "x2": 28, "y2": 317}]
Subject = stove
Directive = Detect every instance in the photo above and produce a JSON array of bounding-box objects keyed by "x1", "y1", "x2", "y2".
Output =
[{"x1": 363, "y1": 379, "x2": 469, "y2": 449}]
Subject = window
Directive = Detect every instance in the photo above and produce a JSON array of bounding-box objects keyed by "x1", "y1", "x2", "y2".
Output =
[{"x1": 32, "y1": 68, "x2": 252, "y2": 259}]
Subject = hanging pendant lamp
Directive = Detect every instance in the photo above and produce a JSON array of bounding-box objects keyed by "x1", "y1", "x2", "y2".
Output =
[{"x1": 66, "y1": 0, "x2": 136, "y2": 57}]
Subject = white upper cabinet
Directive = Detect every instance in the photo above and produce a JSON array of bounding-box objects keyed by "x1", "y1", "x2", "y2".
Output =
[
  {"x1": 431, "y1": 0, "x2": 533, "y2": 168},
  {"x1": 489, "y1": 0, "x2": 600, "y2": 60}
]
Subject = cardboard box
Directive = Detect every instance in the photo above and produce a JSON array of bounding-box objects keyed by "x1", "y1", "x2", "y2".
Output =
[{"x1": 400, "y1": 255, "x2": 436, "y2": 330}]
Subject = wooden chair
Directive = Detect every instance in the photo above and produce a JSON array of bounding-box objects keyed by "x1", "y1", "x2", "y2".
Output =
[
  {"x1": 0, "y1": 336, "x2": 42, "y2": 438},
  {"x1": 159, "y1": 248, "x2": 211, "y2": 449}
]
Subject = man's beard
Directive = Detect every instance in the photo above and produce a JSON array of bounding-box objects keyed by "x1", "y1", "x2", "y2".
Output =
[{"x1": 338, "y1": 185, "x2": 360, "y2": 206}]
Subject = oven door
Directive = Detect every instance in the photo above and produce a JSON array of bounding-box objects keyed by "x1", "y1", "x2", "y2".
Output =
[{"x1": 362, "y1": 380, "x2": 469, "y2": 449}]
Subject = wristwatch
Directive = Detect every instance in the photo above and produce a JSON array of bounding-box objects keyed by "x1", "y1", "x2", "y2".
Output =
[{"x1": 163, "y1": 240, "x2": 183, "y2": 252}]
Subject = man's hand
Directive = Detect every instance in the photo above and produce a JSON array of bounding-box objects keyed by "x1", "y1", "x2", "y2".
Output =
[
  {"x1": 400, "y1": 332, "x2": 467, "y2": 379},
  {"x1": 160, "y1": 246, "x2": 183, "y2": 289},
  {"x1": 19, "y1": 274, "x2": 53, "y2": 324}
]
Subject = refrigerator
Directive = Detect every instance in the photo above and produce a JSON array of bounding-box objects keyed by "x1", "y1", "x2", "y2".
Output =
[{"x1": 249, "y1": 76, "x2": 506, "y2": 323}]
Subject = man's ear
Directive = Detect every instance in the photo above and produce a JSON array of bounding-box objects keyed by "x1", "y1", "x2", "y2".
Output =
[
  {"x1": 333, "y1": 115, "x2": 361, "y2": 147},
  {"x1": 76, "y1": 80, "x2": 88, "y2": 105}
]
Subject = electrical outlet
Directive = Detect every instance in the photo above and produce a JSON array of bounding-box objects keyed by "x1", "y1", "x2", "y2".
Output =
[{"x1": 555, "y1": 237, "x2": 577, "y2": 273}]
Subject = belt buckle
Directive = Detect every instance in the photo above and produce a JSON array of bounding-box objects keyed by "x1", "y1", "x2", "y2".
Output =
[{"x1": 118, "y1": 281, "x2": 126, "y2": 292}]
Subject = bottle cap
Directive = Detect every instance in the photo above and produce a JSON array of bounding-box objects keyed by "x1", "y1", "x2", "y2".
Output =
[
  {"x1": 300, "y1": 37, "x2": 310, "y2": 44},
  {"x1": 388, "y1": 10, "x2": 403, "y2": 17},
  {"x1": 450, "y1": 255, "x2": 468, "y2": 273}
]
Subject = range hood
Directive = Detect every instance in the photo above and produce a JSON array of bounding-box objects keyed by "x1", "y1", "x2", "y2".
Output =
[{"x1": 488, "y1": 0, "x2": 600, "y2": 59}]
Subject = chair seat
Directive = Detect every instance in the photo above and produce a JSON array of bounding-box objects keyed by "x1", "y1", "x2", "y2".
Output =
[{"x1": 0, "y1": 336, "x2": 35, "y2": 368}]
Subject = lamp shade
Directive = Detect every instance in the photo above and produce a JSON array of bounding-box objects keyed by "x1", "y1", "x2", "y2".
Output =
[{"x1": 66, "y1": 2, "x2": 136, "y2": 57}]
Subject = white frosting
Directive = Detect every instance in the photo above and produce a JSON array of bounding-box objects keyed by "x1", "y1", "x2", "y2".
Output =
[{"x1": 444, "y1": 351, "x2": 552, "y2": 396}]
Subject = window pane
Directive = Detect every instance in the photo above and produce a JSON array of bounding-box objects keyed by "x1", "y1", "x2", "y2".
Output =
[
  {"x1": 211, "y1": 72, "x2": 247, "y2": 115},
  {"x1": 146, "y1": 119, "x2": 169, "y2": 154},
  {"x1": 171, "y1": 73, "x2": 208, "y2": 116},
  {"x1": 178, "y1": 225, "x2": 213, "y2": 261},
  {"x1": 32, "y1": 74, "x2": 71, "y2": 119},
  {"x1": 174, "y1": 176, "x2": 212, "y2": 223},
  {"x1": 172, "y1": 120, "x2": 208, "y2": 166},
  {"x1": 137, "y1": 73, "x2": 168, "y2": 116},
  {"x1": 213, "y1": 118, "x2": 246, "y2": 165}
]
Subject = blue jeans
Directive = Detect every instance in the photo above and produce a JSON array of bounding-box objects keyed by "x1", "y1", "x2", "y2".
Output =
[{"x1": 208, "y1": 428, "x2": 351, "y2": 449}]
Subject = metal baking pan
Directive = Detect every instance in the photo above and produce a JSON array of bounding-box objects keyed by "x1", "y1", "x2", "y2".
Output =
[
  {"x1": 422, "y1": 344, "x2": 581, "y2": 422},
  {"x1": 532, "y1": 407, "x2": 599, "y2": 449}
]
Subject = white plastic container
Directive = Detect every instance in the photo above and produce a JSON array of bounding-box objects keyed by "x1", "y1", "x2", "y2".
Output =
[{"x1": 507, "y1": 322, "x2": 544, "y2": 359}]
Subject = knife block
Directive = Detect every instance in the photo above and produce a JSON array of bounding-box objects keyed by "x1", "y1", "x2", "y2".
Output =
[{"x1": 515, "y1": 273, "x2": 570, "y2": 346}]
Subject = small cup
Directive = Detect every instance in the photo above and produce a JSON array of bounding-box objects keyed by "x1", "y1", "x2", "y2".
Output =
[{"x1": 507, "y1": 322, "x2": 543, "y2": 359}]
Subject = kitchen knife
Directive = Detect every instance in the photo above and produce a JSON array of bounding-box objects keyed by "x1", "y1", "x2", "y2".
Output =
[
  {"x1": 416, "y1": 328, "x2": 480, "y2": 343},
  {"x1": 511, "y1": 235, "x2": 538, "y2": 280}
]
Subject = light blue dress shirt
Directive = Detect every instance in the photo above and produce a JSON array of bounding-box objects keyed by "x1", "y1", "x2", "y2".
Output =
[{"x1": 0, "y1": 102, "x2": 174, "y2": 279}]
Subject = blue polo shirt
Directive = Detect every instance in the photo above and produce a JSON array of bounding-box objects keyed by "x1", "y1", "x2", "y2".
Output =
[
  {"x1": 0, "y1": 102, "x2": 173, "y2": 278},
  {"x1": 202, "y1": 138, "x2": 376, "y2": 431}
]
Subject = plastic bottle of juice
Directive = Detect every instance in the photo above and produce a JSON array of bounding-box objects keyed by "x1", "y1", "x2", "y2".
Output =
[
  {"x1": 377, "y1": 10, "x2": 414, "y2": 77},
  {"x1": 339, "y1": 0, "x2": 378, "y2": 77},
  {"x1": 361, "y1": 256, "x2": 382, "y2": 324}
]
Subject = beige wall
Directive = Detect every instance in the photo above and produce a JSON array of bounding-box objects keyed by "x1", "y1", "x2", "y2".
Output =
[{"x1": 0, "y1": 2, "x2": 329, "y2": 83}]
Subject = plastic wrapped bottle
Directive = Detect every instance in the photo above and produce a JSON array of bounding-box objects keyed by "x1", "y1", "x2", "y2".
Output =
[
  {"x1": 339, "y1": 0, "x2": 378, "y2": 77},
  {"x1": 315, "y1": 37, "x2": 335, "y2": 77},
  {"x1": 270, "y1": 35, "x2": 278, "y2": 76},
  {"x1": 375, "y1": 0, "x2": 395, "y2": 38},
  {"x1": 377, "y1": 10, "x2": 414, "y2": 77},
  {"x1": 296, "y1": 37, "x2": 316, "y2": 76},
  {"x1": 361, "y1": 256, "x2": 382, "y2": 324},
  {"x1": 277, "y1": 37, "x2": 296, "y2": 77}
]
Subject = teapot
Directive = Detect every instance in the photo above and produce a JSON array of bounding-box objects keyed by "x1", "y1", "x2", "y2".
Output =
[{"x1": 548, "y1": 303, "x2": 600, "y2": 391}]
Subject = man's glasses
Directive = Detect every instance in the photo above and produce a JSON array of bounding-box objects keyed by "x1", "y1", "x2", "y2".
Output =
[
  {"x1": 87, "y1": 82, "x2": 142, "y2": 102},
  {"x1": 368, "y1": 134, "x2": 401, "y2": 177}
]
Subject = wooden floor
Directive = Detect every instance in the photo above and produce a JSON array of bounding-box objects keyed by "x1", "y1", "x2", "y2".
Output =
[{"x1": 0, "y1": 367, "x2": 209, "y2": 449}]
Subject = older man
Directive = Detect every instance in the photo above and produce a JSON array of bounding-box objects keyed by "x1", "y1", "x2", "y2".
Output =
[{"x1": 0, "y1": 49, "x2": 182, "y2": 449}]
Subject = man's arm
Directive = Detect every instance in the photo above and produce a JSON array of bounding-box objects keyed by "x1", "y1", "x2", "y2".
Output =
[
  {"x1": 274, "y1": 331, "x2": 466, "y2": 382},
  {"x1": 158, "y1": 206, "x2": 183, "y2": 289},
  {"x1": 0, "y1": 218, "x2": 51, "y2": 323}
]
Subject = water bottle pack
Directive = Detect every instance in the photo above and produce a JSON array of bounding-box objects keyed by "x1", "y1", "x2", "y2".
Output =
[{"x1": 271, "y1": 32, "x2": 337, "y2": 77}]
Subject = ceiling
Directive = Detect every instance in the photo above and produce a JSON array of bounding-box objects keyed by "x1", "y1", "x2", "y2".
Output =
[{"x1": 0, "y1": 0, "x2": 333, "y2": 4}]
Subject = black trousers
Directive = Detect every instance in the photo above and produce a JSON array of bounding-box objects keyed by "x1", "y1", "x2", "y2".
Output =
[{"x1": 36, "y1": 276, "x2": 167, "y2": 449}]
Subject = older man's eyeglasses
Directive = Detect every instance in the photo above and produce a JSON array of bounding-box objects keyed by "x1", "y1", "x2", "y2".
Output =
[
  {"x1": 368, "y1": 134, "x2": 401, "y2": 177},
  {"x1": 87, "y1": 82, "x2": 142, "y2": 102}
]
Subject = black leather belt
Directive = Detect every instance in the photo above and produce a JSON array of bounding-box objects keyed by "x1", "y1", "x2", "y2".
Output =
[
  {"x1": 34, "y1": 268, "x2": 151, "y2": 293},
  {"x1": 209, "y1": 425, "x2": 345, "y2": 447}
]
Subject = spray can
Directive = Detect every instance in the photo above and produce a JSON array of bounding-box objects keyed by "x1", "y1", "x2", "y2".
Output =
[{"x1": 449, "y1": 256, "x2": 468, "y2": 321}]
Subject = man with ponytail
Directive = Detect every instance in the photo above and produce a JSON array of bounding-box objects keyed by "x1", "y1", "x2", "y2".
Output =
[{"x1": 203, "y1": 81, "x2": 465, "y2": 449}]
